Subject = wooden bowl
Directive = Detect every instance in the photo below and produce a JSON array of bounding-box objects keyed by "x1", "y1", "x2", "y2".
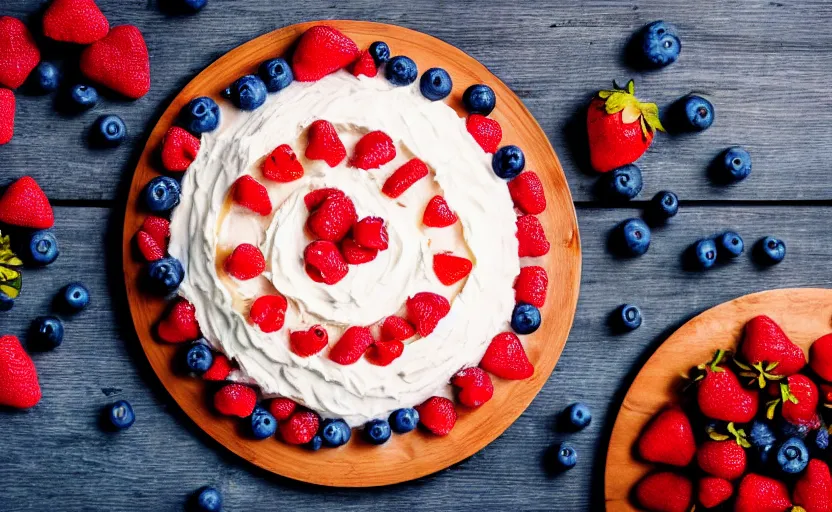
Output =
[
  {"x1": 122, "y1": 20, "x2": 580, "y2": 487},
  {"x1": 605, "y1": 288, "x2": 832, "y2": 510}
]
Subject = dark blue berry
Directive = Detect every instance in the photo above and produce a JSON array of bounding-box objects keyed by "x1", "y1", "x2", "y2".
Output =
[
  {"x1": 616, "y1": 304, "x2": 642, "y2": 331},
  {"x1": 369, "y1": 41, "x2": 391, "y2": 67},
  {"x1": 305, "y1": 435, "x2": 323, "y2": 451},
  {"x1": 716, "y1": 231, "x2": 744, "y2": 259},
  {"x1": 604, "y1": 164, "x2": 642, "y2": 201},
  {"x1": 68, "y1": 84, "x2": 98, "y2": 111},
  {"x1": 390, "y1": 408, "x2": 419, "y2": 434},
  {"x1": 616, "y1": 218, "x2": 651, "y2": 256},
  {"x1": 222, "y1": 75, "x2": 268, "y2": 111},
  {"x1": 181, "y1": 97, "x2": 220, "y2": 134},
  {"x1": 143, "y1": 176, "x2": 181, "y2": 213},
  {"x1": 749, "y1": 421, "x2": 776, "y2": 448},
  {"x1": 146, "y1": 257, "x2": 185, "y2": 295},
  {"x1": 26, "y1": 230, "x2": 59, "y2": 265},
  {"x1": 776, "y1": 437, "x2": 809, "y2": 474},
  {"x1": 650, "y1": 190, "x2": 679, "y2": 220},
  {"x1": 320, "y1": 418, "x2": 351, "y2": 448},
  {"x1": 563, "y1": 403, "x2": 592, "y2": 430},
  {"x1": 682, "y1": 95, "x2": 714, "y2": 131},
  {"x1": 554, "y1": 443, "x2": 577, "y2": 470},
  {"x1": 0, "y1": 290, "x2": 13, "y2": 312},
  {"x1": 29, "y1": 62, "x2": 60, "y2": 94},
  {"x1": 92, "y1": 114, "x2": 127, "y2": 147},
  {"x1": 756, "y1": 236, "x2": 786, "y2": 265},
  {"x1": 179, "y1": 0, "x2": 207, "y2": 12},
  {"x1": 813, "y1": 427, "x2": 829, "y2": 453},
  {"x1": 638, "y1": 21, "x2": 681, "y2": 67},
  {"x1": 754, "y1": 444, "x2": 775, "y2": 466},
  {"x1": 511, "y1": 303, "x2": 541, "y2": 335},
  {"x1": 60, "y1": 282, "x2": 90, "y2": 313},
  {"x1": 186, "y1": 342, "x2": 213, "y2": 373},
  {"x1": 419, "y1": 68, "x2": 452, "y2": 101},
  {"x1": 492, "y1": 145, "x2": 525, "y2": 179},
  {"x1": 194, "y1": 486, "x2": 222, "y2": 512},
  {"x1": 462, "y1": 84, "x2": 496, "y2": 115},
  {"x1": 692, "y1": 238, "x2": 718, "y2": 269},
  {"x1": 258, "y1": 58, "x2": 293, "y2": 93},
  {"x1": 364, "y1": 419, "x2": 392, "y2": 445},
  {"x1": 107, "y1": 400, "x2": 135, "y2": 430},
  {"x1": 385, "y1": 56, "x2": 418, "y2": 86},
  {"x1": 250, "y1": 406, "x2": 277, "y2": 440},
  {"x1": 719, "y1": 146, "x2": 752, "y2": 182},
  {"x1": 29, "y1": 315, "x2": 64, "y2": 350},
  {"x1": 778, "y1": 420, "x2": 811, "y2": 440}
]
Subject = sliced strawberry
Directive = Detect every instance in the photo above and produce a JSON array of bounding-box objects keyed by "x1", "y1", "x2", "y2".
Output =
[
  {"x1": 516, "y1": 215, "x2": 550, "y2": 257},
  {"x1": 249, "y1": 295, "x2": 287, "y2": 333},
  {"x1": 416, "y1": 396, "x2": 457, "y2": 436},
  {"x1": 382, "y1": 158, "x2": 429, "y2": 198},
  {"x1": 267, "y1": 397, "x2": 297, "y2": 421},
  {"x1": 0, "y1": 176, "x2": 54, "y2": 229},
  {"x1": 480, "y1": 332, "x2": 534, "y2": 380},
  {"x1": 141, "y1": 216, "x2": 170, "y2": 248},
  {"x1": 280, "y1": 411, "x2": 320, "y2": 445},
  {"x1": 406, "y1": 292, "x2": 450, "y2": 337},
  {"x1": 433, "y1": 253, "x2": 472, "y2": 285},
  {"x1": 305, "y1": 119, "x2": 346, "y2": 167},
  {"x1": 232, "y1": 175, "x2": 272, "y2": 216},
  {"x1": 514, "y1": 266, "x2": 548, "y2": 307},
  {"x1": 352, "y1": 216, "x2": 388, "y2": 250},
  {"x1": 213, "y1": 383, "x2": 256, "y2": 417},
  {"x1": 340, "y1": 237, "x2": 378, "y2": 265},
  {"x1": 160, "y1": 126, "x2": 200, "y2": 172},
  {"x1": 224, "y1": 243, "x2": 266, "y2": 280},
  {"x1": 423, "y1": 195, "x2": 458, "y2": 228},
  {"x1": 262, "y1": 144, "x2": 304, "y2": 182},
  {"x1": 156, "y1": 299, "x2": 200, "y2": 343},
  {"x1": 452, "y1": 367, "x2": 494, "y2": 407},
  {"x1": 350, "y1": 130, "x2": 396, "y2": 170},
  {"x1": 291, "y1": 26, "x2": 359, "y2": 82},
  {"x1": 366, "y1": 340, "x2": 404, "y2": 366},
  {"x1": 329, "y1": 326, "x2": 374, "y2": 365},
  {"x1": 203, "y1": 354, "x2": 232, "y2": 381},
  {"x1": 303, "y1": 187, "x2": 344, "y2": 211},
  {"x1": 136, "y1": 231, "x2": 164, "y2": 261},
  {"x1": 466, "y1": 114, "x2": 502, "y2": 153},
  {"x1": 289, "y1": 325, "x2": 329, "y2": 357},
  {"x1": 307, "y1": 193, "x2": 357, "y2": 242},
  {"x1": 350, "y1": 49, "x2": 377, "y2": 78},
  {"x1": 508, "y1": 171, "x2": 547, "y2": 215},
  {"x1": 304, "y1": 240, "x2": 349, "y2": 285},
  {"x1": 380, "y1": 316, "x2": 415, "y2": 342}
]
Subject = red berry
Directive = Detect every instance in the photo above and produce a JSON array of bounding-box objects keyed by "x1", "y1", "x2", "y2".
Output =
[
  {"x1": 516, "y1": 215, "x2": 550, "y2": 257},
  {"x1": 366, "y1": 340, "x2": 404, "y2": 366},
  {"x1": 350, "y1": 130, "x2": 396, "y2": 170},
  {"x1": 423, "y1": 195, "x2": 458, "y2": 228},
  {"x1": 329, "y1": 326, "x2": 374, "y2": 365},
  {"x1": 466, "y1": 114, "x2": 502, "y2": 153},
  {"x1": 480, "y1": 332, "x2": 534, "y2": 380},
  {"x1": 0, "y1": 88, "x2": 14, "y2": 145},
  {"x1": 203, "y1": 354, "x2": 232, "y2": 381},
  {"x1": 416, "y1": 396, "x2": 457, "y2": 436},
  {"x1": 267, "y1": 397, "x2": 297, "y2": 421},
  {"x1": 352, "y1": 216, "x2": 388, "y2": 250},
  {"x1": 304, "y1": 240, "x2": 349, "y2": 285},
  {"x1": 224, "y1": 243, "x2": 266, "y2": 280},
  {"x1": 141, "y1": 216, "x2": 170, "y2": 248},
  {"x1": 214, "y1": 383, "x2": 257, "y2": 418},
  {"x1": 0, "y1": 17, "x2": 40, "y2": 90},
  {"x1": 0, "y1": 335, "x2": 41, "y2": 409},
  {"x1": 305, "y1": 119, "x2": 346, "y2": 167},
  {"x1": 350, "y1": 50, "x2": 377, "y2": 78},
  {"x1": 810, "y1": 333, "x2": 832, "y2": 382},
  {"x1": 514, "y1": 266, "x2": 548, "y2": 307},
  {"x1": 508, "y1": 171, "x2": 547, "y2": 215},
  {"x1": 43, "y1": 0, "x2": 110, "y2": 45},
  {"x1": 382, "y1": 158, "x2": 429, "y2": 198},
  {"x1": 289, "y1": 325, "x2": 329, "y2": 357},
  {"x1": 340, "y1": 237, "x2": 378, "y2": 265},
  {"x1": 698, "y1": 477, "x2": 733, "y2": 509},
  {"x1": 636, "y1": 407, "x2": 696, "y2": 467},
  {"x1": 262, "y1": 144, "x2": 304, "y2": 182},
  {"x1": 135, "y1": 230, "x2": 164, "y2": 261},
  {"x1": 291, "y1": 26, "x2": 359, "y2": 82},
  {"x1": 433, "y1": 253, "x2": 473, "y2": 286},
  {"x1": 232, "y1": 175, "x2": 272, "y2": 216},
  {"x1": 697, "y1": 440, "x2": 747, "y2": 481},
  {"x1": 452, "y1": 367, "x2": 494, "y2": 407},
  {"x1": 380, "y1": 316, "x2": 415, "y2": 342},
  {"x1": 156, "y1": 299, "x2": 200, "y2": 343},
  {"x1": 80, "y1": 25, "x2": 150, "y2": 99},
  {"x1": 635, "y1": 472, "x2": 693, "y2": 512},
  {"x1": 160, "y1": 126, "x2": 200, "y2": 172},
  {"x1": 279, "y1": 411, "x2": 320, "y2": 445},
  {"x1": 249, "y1": 295, "x2": 287, "y2": 333},
  {"x1": 406, "y1": 292, "x2": 451, "y2": 337},
  {"x1": 303, "y1": 187, "x2": 344, "y2": 211},
  {"x1": 306, "y1": 193, "x2": 357, "y2": 242},
  {"x1": 0, "y1": 176, "x2": 54, "y2": 229}
]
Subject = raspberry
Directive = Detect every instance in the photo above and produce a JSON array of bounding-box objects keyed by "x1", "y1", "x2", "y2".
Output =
[
  {"x1": 416, "y1": 396, "x2": 457, "y2": 436},
  {"x1": 203, "y1": 354, "x2": 232, "y2": 381},
  {"x1": 382, "y1": 158, "x2": 429, "y2": 198},
  {"x1": 352, "y1": 216, "x2": 388, "y2": 250},
  {"x1": 340, "y1": 237, "x2": 378, "y2": 265},
  {"x1": 156, "y1": 299, "x2": 200, "y2": 343},
  {"x1": 305, "y1": 119, "x2": 346, "y2": 167},
  {"x1": 515, "y1": 266, "x2": 548, "y2": 307},
  {"x1": 350, "y1": 130, "x2": 396, "y2": 170},
  {"x1": 291, "y1": 26, "x2": 359, "y2": 82},
  {"x1": 366, "y1": 340, "x2": 404, "y2": 366},
  {"x1": 350, "y1": 50, "x2": 377, "y2": 78},
  {"x1": 289, "y1": 325, "x2": 329, "y2": 357},
  {"x1": 508, "y1": 171, "x2": 546, "y2": 215},
  {"x1": 466, "y1": 114, "x2": 502, "y2": 153},
  {"x1": 452, "y1": 367, "x2": 494, "y2": 407},
  {"x1": 480, "y1": 332, "x2": 534, "y2": 380},
  {"x1": 406, "y1": 292, "x2": 451, "y2": 337},
  {"x1": 232, "y1": 175, "x2": 272, "y2": 216},
  {"x1": 306, "y1": 193, "x2": 357, "y2": 242},
  {"x1": 380, "y1": 316, "x2": 415, "y2": 342},
  {"x1": 516, "y1": 215, "x2": 550, "y2": 257},
  {"x1": 432, "y1": 253, "x2": 473, "y2": 286},
  {"x1": 304, "y1": 240, "x2": 349, "y2": 285},
  {"x1": 0, "y1": 176, "x2": 54, "y2": 229},
  {"x1": 279, "y1": 411, "x2": 320, "y2": 445},
  {"x1": 249, "y1": 295, "x2": 287, "y2": 333},
  {"x1": 268, "y1": 397, "x2": 297, "y2": 421},
  {"x1": 160, "y1": 126, "x2": 200, "y2": 172},
  {"x1": 262, "y1": 144, "x2": 304, "y2": 182},
  {"x1": 213, "y1": 383, "x2": 256, "y2": 417},
  {"x1": 141, "y1": 216, "x2": 170, "y2": 248},
  {"x1": 329, "y1": 326, "x2": 374, "y2": 365},
  {"x1": 224, "y1": 243, "x2": 266, "y2": 280},
  {"x1": 423, "y1": 195, "x2": 458, "y2": 228},
  {"x1": 135, "y1": 231, "x2": 164, "y2": 261}
]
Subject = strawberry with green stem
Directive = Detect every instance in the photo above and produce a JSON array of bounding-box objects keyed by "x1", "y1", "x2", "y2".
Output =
[
  {"x1": 698, "y1": 422, "x2": 751, "y2": 481},
  {"x1": 0, "y1": 231, "x2": 22, "y2": 302},
  {"x1": 693, "y1": 349, "x2": 759, "y2": 423},
  {"x1": 766, "y1": 374, "x2": 820, "y2": 428},
  {"x1": 735, "y1": 315, "x2": 806, "y2": 388}
]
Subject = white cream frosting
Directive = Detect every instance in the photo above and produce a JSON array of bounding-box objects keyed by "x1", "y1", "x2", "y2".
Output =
[{"x1": 169, "y1": 71, "x2": 520, "y2": 426}]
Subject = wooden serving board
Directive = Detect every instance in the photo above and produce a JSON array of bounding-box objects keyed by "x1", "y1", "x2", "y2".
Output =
[
  {"x1": 605, "y1": 288, "x2": 832, "y2": 510},
  {"x1": 122, "y1": 20, "x2": 580, "y2": 487}
]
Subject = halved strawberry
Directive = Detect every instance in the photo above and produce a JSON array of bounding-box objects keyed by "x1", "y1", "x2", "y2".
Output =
[
  {"x1": 350, "y1": 130, "x2": 395, "y2": 170},
  {"x1": 366, "y1": 340, "x2": 404, "y2": 366},
  {"x1": 508, "y1": 171, "x2": 546, "y2": 215},
  {"x1": 516, "y1": 215, "x2": 550, "y2": 257},
  {"x1": 466, "y1": 114, "x2": 502, "y2": 153},
  {"x1": 224, "y1": 243, "x2": 266, "y2": 280},
  {"x1": 262, "y1": 144, "x2": 304, "y2": 182},
  {"x1": 213, "y1": 383, "x2": 256, "y2": 417},
  {"x1": 305, "y1": 119, "x2": 346, "y2": 167},
  {"x1": 249, "y1": 295, "x2": 287, "y2": 333},
  {"x1": 406, "y1": 292, "x2": 450, "y2": 337},
  {"x1": 304, "y1": 240, "x2": 349, "y2": 285},
  {"x1": 160, "y1": 126, "x2": 200, "y2": 172},
  {"x1": 350, "y1": 49, "x2": 377, "y2": 78},
  {"x1": 341, "y1": 237, "x2": 378, "y2": 265},
  {"x1": 382, "y1": 158, "x2": 429, "y2": 198},
  {"x1": 423, "y1": 195, "x2": 458, "y2": 228},
  {"x1": 380, "y1": 316, "x2": 415, "y2": 342},
  {"x1": 289, "y1": 325, "x2": 328, "y2": 357},
  {"x1": 156, "y1": 299, "x2": 200, "y2": 343},
  {"x1": 291, "y1": 26, "x2": 359, "y2": 82},
  {"x1": 135, "y1": 230, "x2": 164, "y2": 261},
  {"x1": 416, "y1": 396, "x2": 457, "y2": 436},
  {"x1": 352, "y1": 216, "x2": 388, "y2": 250},
  {"x1": 433, "y1": 253, "x2": 472, "y2": 285},
  {"x1": 452, "y1": 367, "x2": 494, "y2": 407},
  {"x1": 141, "y1": 216, "x2": 170, "y2": 248},
  {"x1": 480, "y1": 332, "x2": 533, "y2": 380},
  {"x1": 232, "y1": 175, "x2": 272, "y2": 216},
  {"x1": 329, "y1": 326, "x2": 374, "y2": 365}
]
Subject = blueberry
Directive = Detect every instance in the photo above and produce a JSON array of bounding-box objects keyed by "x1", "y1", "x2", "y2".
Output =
[
  {"x1": 29, "y1": 315, "x2": 64, "y2": 350},
  {"x1": 604, "y1": 164, "x2": 642, "y2": 201},
  {"x1": 778, "y1": 419, "x2": 811, "y2": 440},
  {"x1": 616, "y1": 218, "x2": 651, "y2": 256},
  {"x1": 181, "y1": 97, "x2": 220, "y2": 134},
  {"x1": 754, "y1": 444, "x2": 775, "y2": 466},
  {"x1": 385, "y1": 56, "x2": 418, "y2": 86},
  {"x1": 692, "y1": 238, "x2": 718, "y2": 269},
  {"x1": 776, "y1": 437, "x2": 809, "y2": 474},
  {"x1": 756, "y1": 236, "x2": 786, "y2": 265},
  {"x1": 650, "y1": 190, "x2": 679, "y2": 220},
  {"x1": 369, "y1": 41, "x2": 391, "y2": 67},
  {"x1": 563, "y1": 403, "x2": 592, "y2": 430},
  {"x1": 390, "y1": 408, "x2": 419, "y2": 434},
  {"x1": 419, "y1": 68, "x2": 453, "y2": 101},
  {"x1": 462, "y1": 84, "x2": 496, "y2": 115},
  {"x1": 26, "y1": 230, "x2": 59, "y2": 265},
  {"x1": 616, "y1": 304, "x2": 643, "y2": 331},
  {"x1": 716, "y1": 231, "x2": 744, "y2": 259},
  {"x1": 222, "y1": 75, "x2": 268, "y2": 111},
  {"x1": 492, "y1": 145, "x2": 525, "y2": 180},
  {"x1": 749, "y1": 421, "x2": 777, "y2": 448},
  {"x1": 305, "y1": 434, "x2": 323, "y2": 451},
  {"x1": 60, "y1": 282, "x2": 90, "y2": 313},
  {"x1": 29, "y1": 62, "x2": 60, "y2": 94},
  {"x1": 719, "y1": 146, "x2": 752, "y2": 182},
  {"x1": 250, "y1": 406, "x2": 277, "y2": 440},
  {"x1": 92, "y1": 114, "x2": 127, "y2": 147},
  {"x1": 179, "y1": 0, "x2": 207, "y2": 12},
  {"x1": 107, "y1": 400, "x2": 135, "y2": 430},
  {"x1": 321, "y1": 418, "x2": 352, "y2": 447},
  {"x1": 681, "y1": 95, "x2": 714, "y2": 131},
  {"x1": 146, "y1": 257, "x2": 185, "y2": 295},
  {"x1": 638, "y1": 21, "x2": 681, "y2": 68},
  {"x1": 813, "y1": 427, "x2": 829, "y2": 453},
  {"x1": 364, "y1": 418, "x2": 392, "y2": 445},
  {"x1": 143, "y1": 176, "x2": 181, "y2": 213},
  {"x1": 258, "y1": 58, "x2": 293, "y2": 93},
  {"x1": 194, "y1": 486, "x2": 222, "y2": 512},
  {"x1": 554, "y1": 443, "x2": 577, "y2": 470},
  {"x1": 511, "y1": 303, "x2": 541, "y2": 335},
  {"x1": 186, "y1": 342, "x2": 213, "y2": 373},
  {"x1": 68, "y1": 84, "x2": 98, "y2": 111},
  {"x1": 0, "y1": 290, "x2": 13, "y2": 312}
]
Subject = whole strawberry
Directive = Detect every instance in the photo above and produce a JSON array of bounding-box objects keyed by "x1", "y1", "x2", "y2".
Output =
[
  {"x1": 634, "y1": 471, "x2": 692, "y2": 512},
  {"x1": 697, "y1": 438, "x2": 748, "y2": 481},
  {"x1": 736, "y1": 315, "x2": 806, "y2": 388},
  {"x1": 695, "y1": 350, "x2": 758, "y2": 423},
  {"x1": 306, "y1": 191, "x2": 357, "y2": 242},
  {"x1": 80, "y1": 25, "x2": 150, "y2": 99},
  {"x1": 466, "y1": 114, "x2": 502, "y2": 153},
  {"x1": 213, "y1": 383, "x2": 256, "y2": 418},
  {"x1": 698, "y1": 477, "x2": 733, "y2": 509},
  {"x1": 479, "y1": 332, "x2": 533, "y2": 380},
  {"x1": 0, "y1": 335, "x2": 41, "y2": 409},
  {"x1": 43, "y1": 0, "x2": 110, "y2": 45},
  {"x1": 160, "y1": 127, "x2": 200, "y2": 172},
  {"x1": 636, "y1": 406, "x2": 696, "y2": 467},
  {"x1": 156, "y1": 299, "x2": 200, "y2": 343},
  {"x1": 304, "y1": 240, "x2": 348, "y2": 285},
  {"x1": 0, "y1": 176, "x2": 54, "y2": 229},
  {"x1": 280, "y1": 410, "x2": 320, "y2": 445},
  {"x1": 516, "y1": 215, "x2": 550, "y2": 257},
  {"x1": 810, "y1": 333, "x2": 832, "y2": 382},
  {"x1": 452, "y1": 367, "x2": 494, "y2": 407},
  {"x1": 514, "y1": 265, "x2": 548, "y2": 307},
  {"x1": 416, "y1": 396, "x2": 457, "y2": 436},
  {"x1": 291, "y1": 26, "x2": 359, "y2": 82},
  {"x1": 508, "y1": 171, "x2": 547, "y2": 215},
  {"x1": 768, "y1": 374, "x2": 820, "y2": 428},
  {"x1": 793, "y1": 459, "x2": 832, "y2": 512},
  {"x1": 202, "y1": 354, "x2": 231, "y2": 382},
  {"x1": 735, "y1": 473, "x2": 793, "y2": 512},
  {"x1": 586, "y1": 80, "x2": 664, "y2": 173},
  {"x1": 0, "y1": 17, "x2": 40, "y2": 90}
]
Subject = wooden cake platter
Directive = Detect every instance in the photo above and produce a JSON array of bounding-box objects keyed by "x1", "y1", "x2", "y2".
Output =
[{"x1": 122, "y1": 20, "x2": 581, "y2": 487}]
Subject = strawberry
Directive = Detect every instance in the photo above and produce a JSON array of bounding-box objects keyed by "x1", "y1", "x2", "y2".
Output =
[
  {"x1": 769, "y1": 374, "x2": 820, "y2": 427},
  {"x1": 0, "y1": 335, "x2": 41, "y2": 409},
  {"x1": 306, "y1": 192, "x2": 357, "y2": 242},
  {"x1": 350, "y1": 50, "x2": 377, "y2": 78},
  {"x1": 224, "y1": 243, "x2": 266, "y2": 280},
  {"x1": 289, "y1": 325, "x2": 328, "y2": 357},
  {"x1": 480, "y1": 332, "x2": 533, "y2": 380},
  {"x1": 352, "y1": 216, "x2": 388, "y2": 250},
  {"x1": 202, "y1": 354, "x2": 231, "y2": 381},
  {"x1": 0, "y1": 88, "x2": 14, "y2": 145},
  {"x1": 43, "y1": 0, "x2": 109, "y2": 44},
  {"x1": 416, "y1": 396, "x2": 457, "y2": 436},
  {"x1": 304, "y1": 187, "x2": 344, "y2": 211},
  {"x1": 0, "y1": 17, "x2": 40, "y2": 90},
  {"x1": 160, "y1": 126, "x2": 200, "y2": 172},
  {"x1": 80, "y1": 25, "x2": 150, "y2": 99},
  {"x1": 634, "y1": 472, "x2": 693, "y2": 512},
  {"x1": 466, "y1": 114, "x2": 502, "y2": 153},
  {"x1": 382, "y1": 158, "x2": 430, "y2": 198},
  {"x1": 514, "y1": 266, "x2": 548, "y2": 307},
  {"x1": 380, "y1": 316, "x2": 415, "y2": 342},
  {"x1": 267, "y1": 397, "x2": 297, "y2": 421},
  {"x1": 793, "y1": 459, "x2": 832, "y2": 512},
  {"x1": 280, "y1": 411, "x2": 320, "y2": 445},
  {"x1": 329, "y1": 326, "x2": 374, "y2": 365},
  {"x1": 366, "y1": 340, "x2": 404, "y2": 366},
  {"x1": 249, "y1": 295, "x2": 287, "y2": 333},
  {"x1": 135, "y1": 230, "x2": 164, "y2": 261},
  {"x1": 232, "y1": 176, "x2": 271, "y2": 216},
  {"x1": 508, "y1": 171, "x2": 547, "y2": 215},
  {"x1": 305, "y1": 120, "x2": 346, "y2": 167},
  {"x1": 141, "y1": 216, "x2": 170, "y2": 248},
  {"x1": 735, "y1": 473, "x2": 793, "y2": 512},
  {"x1": 810, "y1": 333, "x2": 832, "y2": 382},
  {"x1": 156, "y1": 299, "x2": 200, "y2": 343},
  {"x1": 698, "y1": 477, "x2": 733, "y2": 509},
  {"x1": 0, "y1": 176, "x2": 54, "y2": 229},
  {"x1": 423, "y1": 195, "x2": 458, "y2": 228},
  {"x1": 406, "y1": 292, "x2": 450, "y2": 337},
  {"x1": 697, "y1": 439, "x2": 747, "y2": 481},
  {"x1": 291, "y1": 26, "x2": 359, "y2": 82},
  {"x1": 586, "y1": 80, "x2": 664, "y2": 173},
  {"x1": 340, "y1": 237, "x2": 378, "y2": 264},
  {"x1": 736, "y1": 314, "x2": 806, "y2": 387},
  {"x1": 214, "y1": 383, "x2": 256, "y2": 418},
  {"x1": 304, "y1": 240, "x2": 348, "y2": 285},
  {"x1": 636, "y1": 406, "x2": 696, "y2": 467},
  {"x1": 695, "y1": 350, "x2": 759, "y2": 423},
  {"x1": 262, "y1": 144, "x2": 304, "y2": 182},
  {"x1": 433, "y1": 253, "x2": 473, "y2": 286},
  {"x1": 452, "y1": 367, "x2": 494, "y2": 407},
  {"x1": 350, "y1": 130, "x2": 396, "y2": 170},
  {"x1": 516, "y1": 215, "x2": 550, "y2": 257},
  {"x1": 821, "y1": 383, "x2": 832, "y2": 408}
]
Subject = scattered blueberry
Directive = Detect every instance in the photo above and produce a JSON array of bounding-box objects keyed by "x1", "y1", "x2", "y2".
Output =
[
  {"x1": 146, "y1": 257, "x2": 185, "y2": 295},
  {"x1": 258, "y1": 58, "x2": 293, "y2": 93},
  {"x1": 369, "y1": 41, "x2": 391, "y2": 67},
  {"x1": 390, "y1": 408, "x2": 419, "y2": 434},
  {"x1": 60, "y1": 282, "x2": 90, "y2": 313},
  {"x1": 650, "y1": 190, "x2": 679, "y2": 220},
  {"x1": 68, "y1": 84, "x2": 98, "y2": 111},
  {"x1": 29, "y1": 62, "x2": 60, "y2": 94},
  {"x1": 186, "y1": 342, "x2": 213, "y2": 373},
  {"x1": 615, "y1": 218, "x2": 651, "y2": 256},
  {"x1": 716, "y1": 231, "x2": 744, "y2": 259},
  {"x1": 181, "y1": 97, "x2": 220, "y2": 134},
  {"x1": 385, "y1": 56, "x2": 418, "y2": 86},
  {"x1": 553, "y1": 442, "x2": 578, "y2": 471},
  {"x1": 26, "y1": 230, "x2": 59, "y2": 265},
  {"x1": 749, "y1": 421, "x2": 776, "y2": 448},
  {"x1": 143, "y1": 176, "x2": 181, "y2": 213},
  {"x1": 813, "y1": 427, "x2": 829, "y2": 453},
  {"x1": 250, "y1": 406, "x2": 277, "y2": 440},
  {"x1": 92, "y1": 114, "x2": 127, "y2": 147},
  {"x1": 364, "y1": 418, "x2": 392, "y2": 445},
  {"x1": 681, "y1": 95, "x2": 714, "y2": 131},
  {"x1": 29, "y1": 315, "x2": 64, "y2": 350},
  {"x1": 604, "y1": 164, "x2": 642, "y2": 201},
  {"x1": 776, "y1": 437, "x2": 809, "y2": 474},
  {"x1": 462, "y1": 84, "x2": 496, "y2": 115},
  {"x1": 305, "y1": 434, "x2": 323, "y2": 451},
  {"x1": 107, "y1": 400, "x2": 135, "y2": 430},
  {"x1": 511, "y1": 303, "x2": 541, "y2": 335},
  {"x1": 756, "y1": 236, "x2": 786, "y2": 265},
  {"x1": 616, "y1": 304, "x2": 643, "y2": 331},
  {"x1": 492, "y1": 145, "x2": 525, "y2": 180},
  {"x1": 178, "y1": 0, "x2": 207, "y2": 12},
  {"x1": 563, "y1": 403, "x2": 592, "y2": 431},
  {"x1": 718, "y1": 146, "x2": 752, "y2": 182},
  {"x1": 193, "y1": 486, "x2": 222, "y2": 512},
  {"x1": 419, "y1": 68, "x2": 453, "y2": 101},
  {"x1": 222, "y1": 75, "x2": 268, "y2": 111},
  {"x1": 637, "y1": 21, "x2": 681, "y2": 68},
  {"x1": 0, "y1": 290, "x2": 13, "y2": 312},
  {"x1": 692, "y1": 238, "x2": 718, "y2": 270},
  {"x1": 320, "y1": 418, "x2": 352, "y2": 448},
  {"x1": 778, "y1": 419, "x2": 811, "y2": 440}
]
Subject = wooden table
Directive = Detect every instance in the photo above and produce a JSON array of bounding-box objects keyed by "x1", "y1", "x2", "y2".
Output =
[{"x1": 1, "y1": 1, "x2": 831, "y2": 510}]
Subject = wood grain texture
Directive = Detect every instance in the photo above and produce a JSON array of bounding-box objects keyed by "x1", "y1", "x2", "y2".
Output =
[{"x1": 605, "y1": 288, "x2": 832, "y2": 511}]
